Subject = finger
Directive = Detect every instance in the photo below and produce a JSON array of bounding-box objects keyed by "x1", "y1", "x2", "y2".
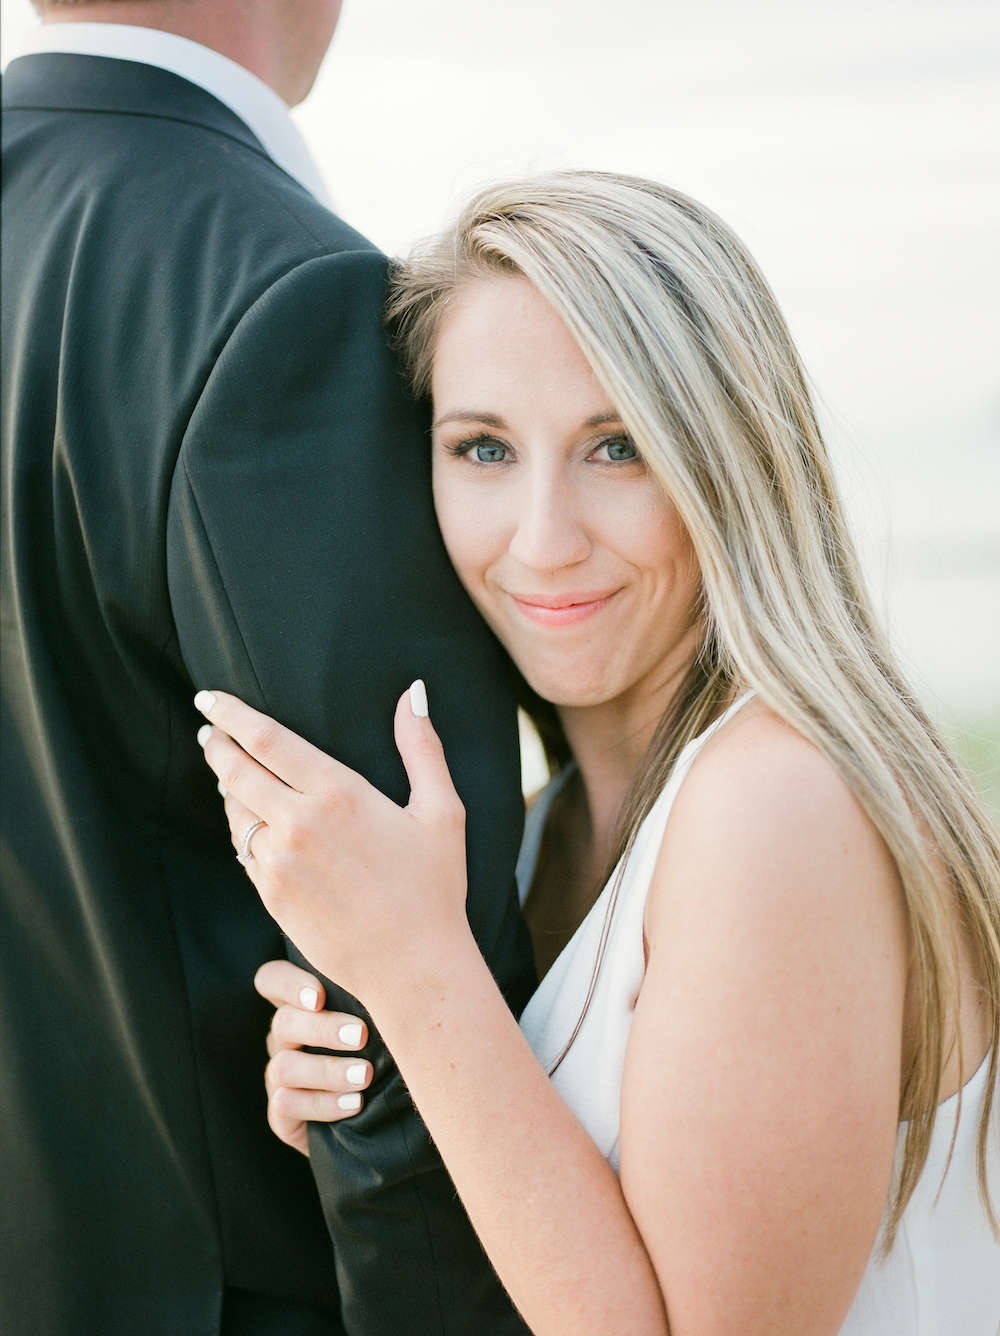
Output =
[
  {"x1": 194, "y1": 690, "x2": 357, "y2": 798},
  {"x1": 269, "y1": 1001, "x2": 368, "y2": 1053},
  {"x1": 199, "y1": 726, "x2": 292, "y2": 829},
  {"x1": 264, "y1": 1020, "x2": 356, "y2": 1061},
  {"x1": 269, "y1": 1104, "x2": 309, "y2": 1152},
  {"x1": 228, "y1": 828, "x2": 269, "y2": 896},
  {"x1": 270, "y1": 1084, "x2": 365, "y2": 1123},
  {"x1": 223, "y1": 791, "x2": 256, "y2": 851},
  {"x1": 268, "y1": 1048, "x2": 372, "y2": 1094},
  {"x1": 223, "y1": 790, "x2": 253, "y2": 826},
  {"x1": 255, "y1": 959, "x2": 326, "y2": 1015},
  {"x1": 393, "y1": 682, "x2": 466, "y2": 824},
  {"x1": 267, "y1": 1103, "x2": 310, "y2": 1156}
]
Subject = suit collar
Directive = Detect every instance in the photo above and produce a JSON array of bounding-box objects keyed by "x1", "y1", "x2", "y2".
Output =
[
  {"x1": 3, "y1": 52, "x2": 271, "y2": 164},
  {"x1": 4, "y1": 26, "x2": 330, "y2": 205}
]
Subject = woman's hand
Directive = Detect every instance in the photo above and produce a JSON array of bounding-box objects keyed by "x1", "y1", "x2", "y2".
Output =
[
  {"x1": 196, "y1": 686, "x2": 668, "y2": 1336},
  {"x1": 195, "y1": 682, "x2": 476, "y2": 1014},
  {"x1": 255, "y1": 960, "x2": 371, "y2": 1156}
]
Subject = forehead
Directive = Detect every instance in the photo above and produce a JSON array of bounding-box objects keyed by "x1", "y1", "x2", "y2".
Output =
[{"x1": 431, "y1": 276, "x2": 613, "y2": 419}]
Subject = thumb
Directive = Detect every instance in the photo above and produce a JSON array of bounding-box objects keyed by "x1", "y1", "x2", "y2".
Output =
[{"x1": 393, "y1": 681, "x2": 464, "y2": 823}]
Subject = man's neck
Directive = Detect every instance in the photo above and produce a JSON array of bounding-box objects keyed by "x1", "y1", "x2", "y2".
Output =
[{"x1": 41, "y1": 2, "x2": 298, "y2": 103}]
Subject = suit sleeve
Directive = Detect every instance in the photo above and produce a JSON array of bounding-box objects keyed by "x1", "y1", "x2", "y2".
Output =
[{"x1": 167, "y1": 249, "x2": 535, "y2": 1336}]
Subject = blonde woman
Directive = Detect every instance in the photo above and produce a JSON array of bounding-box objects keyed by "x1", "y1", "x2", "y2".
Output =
[{"x1": 195, "y1": 174, "x2": 1000, "y2": 1335}]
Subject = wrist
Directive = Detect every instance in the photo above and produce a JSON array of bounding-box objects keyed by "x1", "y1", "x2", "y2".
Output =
[{"x1": 364, "y1": 920, "x2": 484, "y2": 1034}]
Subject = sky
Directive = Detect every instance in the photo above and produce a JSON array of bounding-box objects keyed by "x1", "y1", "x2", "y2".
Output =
[{"x1": 3, "y1": 0, "x2": 999, "y2": 720}]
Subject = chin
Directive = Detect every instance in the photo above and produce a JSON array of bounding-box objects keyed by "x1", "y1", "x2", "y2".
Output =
[{"x1": 520, "y1": 662, "x2": 619, "y2": 710}]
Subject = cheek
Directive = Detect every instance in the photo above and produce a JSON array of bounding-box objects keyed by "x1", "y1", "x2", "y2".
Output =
[
  {"x1": 655, "y1": 502, "x2": 699, "y2": 594},
  {"x1": 431, "y1": 465, "x2": 509, "y2": 605},
  {"x1": 608, "y1": 489, "x2": 702, "y2": 652},
  {"x1": 651, "y1": 506, "x2": 701, "y2": 618},
  {"x1": 600, "y1": 481, "x2": 694, "y2": 584}
]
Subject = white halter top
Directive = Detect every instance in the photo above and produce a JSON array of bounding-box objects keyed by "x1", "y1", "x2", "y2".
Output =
[{"x1": 517, "y1": 693, "x2": 1000, "y2": 1335}]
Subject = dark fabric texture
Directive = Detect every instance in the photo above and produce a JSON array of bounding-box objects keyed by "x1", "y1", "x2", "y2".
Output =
[
  {"x1": 220, "y1": 1288, "x2": 348, "y2": 1336},
  {"x1": 1, "y1": 53, "x2": 535, "y2": 1336}
]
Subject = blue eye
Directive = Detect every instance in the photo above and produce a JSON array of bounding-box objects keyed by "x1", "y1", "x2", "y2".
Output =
[
  {"x1": 605, "y1": 437, "x2": 637, "y2": 461},
  {"x1": 474, "y1": 440, "x2": 508, "y2": 463}
]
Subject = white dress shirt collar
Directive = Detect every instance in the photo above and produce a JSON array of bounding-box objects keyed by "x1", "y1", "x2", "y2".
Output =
[{"x1": 11, "y1": 22, "x2": 332, "y2": 208}]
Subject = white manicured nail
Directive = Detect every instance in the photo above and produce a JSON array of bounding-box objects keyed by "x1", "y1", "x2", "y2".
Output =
[
  {"x1": 218, "y1": 782, "x2": 227, "y2": 797},
  {"x1": 345, "y1": 1063, "x2": 367, "y2": 1086},
  {"x1": 409, "y1": 679, "x2": 428, "y2": 718},
  {"x1": 194, "y1": 691, "x2": 217, "y2": 714},
  {"x1": 338, "y1": 1092, "x2": 362, "y2": 1111},
  {"x1": 338, "y1": 1022, "x2": 363, "y2": 1047},
  {"x1": 197, "y1": 724, "x2": 213, "y2": 748},
  {"x1": 299, "y1": 987, "x2": 319, "y2": 1011}
]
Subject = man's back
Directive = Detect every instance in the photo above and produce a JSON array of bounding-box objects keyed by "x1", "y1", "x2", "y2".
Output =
[{"x1": 1, "y1": 51, "x2": 533, "y2": 1335}]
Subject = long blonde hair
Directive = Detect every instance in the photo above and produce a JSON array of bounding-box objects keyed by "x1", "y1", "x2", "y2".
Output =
[{"x1": 387, "y1": 171, "x2": 1000, "y2": 1238}]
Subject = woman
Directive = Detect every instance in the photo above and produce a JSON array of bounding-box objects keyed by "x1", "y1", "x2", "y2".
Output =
[{"x1": 195, "y1": 173, "x2": 1000, "y2": 1334}]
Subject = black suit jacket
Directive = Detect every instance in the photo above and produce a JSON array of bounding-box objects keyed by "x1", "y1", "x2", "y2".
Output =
[{"x1": 1, "y1": 53, "x2": 534, "y2": 1336}]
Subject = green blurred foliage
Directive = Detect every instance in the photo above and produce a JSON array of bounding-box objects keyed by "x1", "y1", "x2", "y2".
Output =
[{"x1": 943, "y1": 712, "x2": 1000, "y2": 829}]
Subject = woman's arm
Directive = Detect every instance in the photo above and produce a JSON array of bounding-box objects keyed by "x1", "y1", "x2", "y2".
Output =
[
  {"x1": 621, "y1": 708, "x2": 909, "y2": 1335},
  {"x1": 199, "y1": 687, "x2": 668, "y2": 1336},
  {"x1": 372, "y1": 932, "x2": 668, "y2": 1335},
  {"x1": 197, "y1": 690, "x2": 908, "y2": 1336},
  {"x1": 258, "y1": 954, "x2": 667, "y2": 1335}
]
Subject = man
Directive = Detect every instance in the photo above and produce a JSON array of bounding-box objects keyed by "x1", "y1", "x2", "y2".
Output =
[{"x1": 1, "y1": 3, "x2": 535, "y2": 1333}]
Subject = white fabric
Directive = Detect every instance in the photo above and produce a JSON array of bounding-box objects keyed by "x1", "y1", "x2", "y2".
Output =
[
  {"x1": 840, "y1": 1053, "x2": 999, "y2": 1335},
  {"x1": 518, "y1": 693, "x2": 1000, "y2": 1334},
  {"x1": 8, "y1": 23, "x2": 332, "y2": 207}
]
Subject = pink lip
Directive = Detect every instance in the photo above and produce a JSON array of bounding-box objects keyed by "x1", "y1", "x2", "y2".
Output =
[{"x1": 508, "y1": 588, "x2": 623, "y2": 627}]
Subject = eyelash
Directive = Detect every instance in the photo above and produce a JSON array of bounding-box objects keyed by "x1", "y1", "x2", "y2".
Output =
[
  {"x1": 445, "y1": 432, "x2": 507, "y2": 461},
  {"x1": 446, "y1": 433, "x2": 638, "y2": 464}
]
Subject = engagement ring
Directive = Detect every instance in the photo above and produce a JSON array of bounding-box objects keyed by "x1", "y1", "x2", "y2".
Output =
[{"x1": 237, "y1": 818, "x2": 266, "y2": 866}]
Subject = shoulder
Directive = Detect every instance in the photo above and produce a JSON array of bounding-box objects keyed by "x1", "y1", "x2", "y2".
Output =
[
  {"x1": 119, "y1": 123, "x2": 371, "y2": 269},
  {"x1": 673, "y1": 699, "x2": 876, "y2": 854},
  {"x1": 5, "y1": 107, "x2": 372, "y2": 291},
  {"x1": 185, "y1": 248, "x2": 407, "y2": 427},
  {"x1": 171, "y1": 247, "x2": 427, "y2": 499},
  {"x1": 645, "y1": 699, "x2": 906, "y2": 950},
  {"x1": 6, "y1": 81, "x2": 393, "y2": 401}
]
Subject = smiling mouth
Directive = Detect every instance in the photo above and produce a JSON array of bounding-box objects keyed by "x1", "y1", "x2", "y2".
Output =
[{"x1": 508, "y1": 589, "x2": 623, "y2": 627}]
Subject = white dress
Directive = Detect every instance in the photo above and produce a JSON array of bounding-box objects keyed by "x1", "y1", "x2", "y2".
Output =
[{"x1": 517, "y1": 694, "x2": 1000, "y2": 1334}]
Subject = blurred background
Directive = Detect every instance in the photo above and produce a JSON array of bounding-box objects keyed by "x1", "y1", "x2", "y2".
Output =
[{"x1": 3, "y1": 0, "x2": 998, "y2": 814}]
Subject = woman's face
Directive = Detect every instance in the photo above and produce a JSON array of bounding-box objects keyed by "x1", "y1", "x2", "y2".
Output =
[{"x1": 431, "y1": 275, "x2": 702, "y2": 711}]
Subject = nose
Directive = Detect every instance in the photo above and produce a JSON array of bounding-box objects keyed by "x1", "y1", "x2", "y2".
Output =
[{"x1": 507, "y1": 463, "x2": 591, "y2": 573}]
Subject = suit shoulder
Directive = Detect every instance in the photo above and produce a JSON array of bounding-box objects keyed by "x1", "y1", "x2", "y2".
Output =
[{"x1": 3, "y1": 100, "x2": 375, "y2": 269}]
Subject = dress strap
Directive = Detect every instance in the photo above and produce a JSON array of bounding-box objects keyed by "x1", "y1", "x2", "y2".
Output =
[{"x1": 697, "y1": 689, "x2": 756, "y2": 745}]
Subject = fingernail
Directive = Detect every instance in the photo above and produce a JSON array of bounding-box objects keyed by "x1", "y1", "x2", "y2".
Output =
[
  {"x1": 338, "y1": 1022, "x2": 363, "y2": 1047},
  {"x1": 194, "y1": 690, "x2": 217, "y2": 714},
  {"x1": 197, "y1": 724, "x2": 213, "y2": 748},
  {"x1": 345, "y1": 1063, "x2": 367, "y2": 1086},
  {"x1": 338, "y1": 1092, "x2": 362, "y2": 1111},
  {"x1": 409, "y1": 679, "x2": 428, "y2": 718},
  {"x1": 218, "y1": 782, "x2": 227, "y2": 797},
  {"x1": 299, "y1": 987, "x2": 319, "y2": 1011}
]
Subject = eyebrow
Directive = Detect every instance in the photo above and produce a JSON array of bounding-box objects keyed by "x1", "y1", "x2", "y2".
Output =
[
  {"x1": 432, "y1": 409, "x2": 624, "y2": 430},
  {"x1": 432, "y1": 410, "x2": 506, "y2": 429}
]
